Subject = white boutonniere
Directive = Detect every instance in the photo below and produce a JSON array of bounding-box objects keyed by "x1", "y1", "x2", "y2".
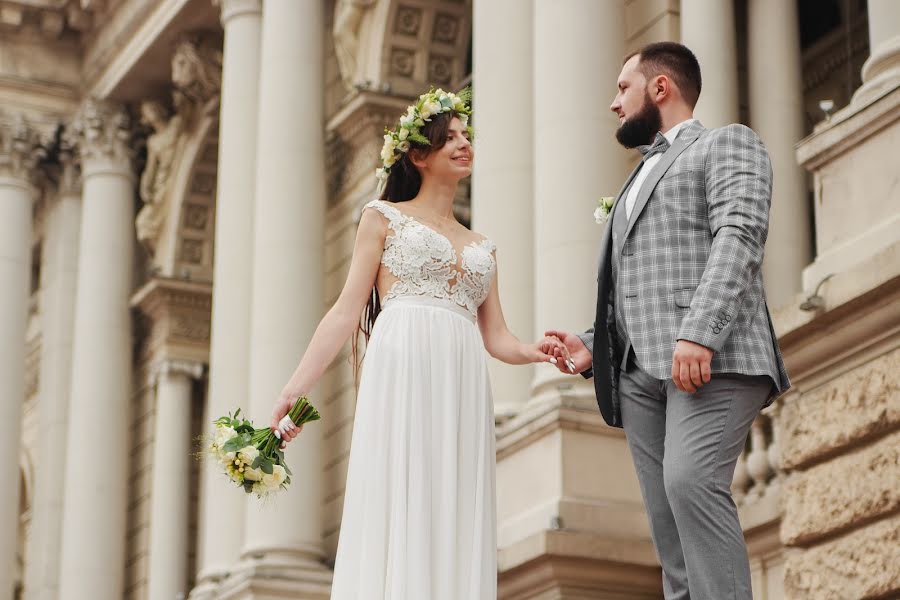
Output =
[{"x1": 594, "y1": 196, "x2": 615, "y2": 224}]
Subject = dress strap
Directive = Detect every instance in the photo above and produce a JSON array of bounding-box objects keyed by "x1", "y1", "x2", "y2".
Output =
[{"x1": 363, "y1": 199, "x2": 407, "y2": 230}]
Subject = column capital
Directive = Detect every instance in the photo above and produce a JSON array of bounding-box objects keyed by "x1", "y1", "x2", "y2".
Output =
[
  {"x1": 0, "y1": 113, "x2": 45, "y2": 187},
  {"x1": 213, "y1": 0, "x2": 261, "y2": 25},
  {"x1": 150, "y1": 358, "x2": 205, "y2": 386},
  {"x1": 70, "y1": 99, "x2": 135, "y2": 177}
]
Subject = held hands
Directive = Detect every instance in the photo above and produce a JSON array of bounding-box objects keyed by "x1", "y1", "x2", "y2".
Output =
[
  {"x1": 543, "y1": 330, "x2": 592, "y2": 375},
  {"x1": 671, "y1": 339, "x2": 713, "y2": 393},
  {"x1": 528, "y1": 335, "x2": 571, "y2": 367},
  {"x1": 270, "y1": 390, "x2": 304, "y2": 446}
]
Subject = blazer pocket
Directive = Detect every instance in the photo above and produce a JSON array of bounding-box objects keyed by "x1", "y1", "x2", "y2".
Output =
[{"x1": 674, "y1": 288, "x2": 695, "y2": 308}]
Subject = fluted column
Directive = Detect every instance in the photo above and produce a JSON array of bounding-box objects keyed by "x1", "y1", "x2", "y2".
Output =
[
  {"x1": 472, "y1": 0, "x2": 534, "y2": 417},
  {"x1": 854, "y1": 0, "x2": 900, "y2": 104},
  {"x1": 58, "y1": 99, "x2": 135, "y2": 600},
  {"x1": 24, "y1": 147, "x2": 81, "y2": 600},
  {"x1": 240, "y1": 0, "x2": 330, "y2": 589},
  {"x1": 191, "y1": 0, "x2": 262, "y2": 595},
  {"x1": 748, "y1": 0, "x2": 811, "y2": 308},
  {"x1": 532, "y1": 0, "x2": 629, "y2": 402},
  {"x1": 680, "y1": 0, "x2": 739, "y2": 128},
  {"x1": 0, "y1": 115, "x2": 39, "y2": 600},
  {"x1": 147, "y1": 360, "x2": 203, "y2": 600}
]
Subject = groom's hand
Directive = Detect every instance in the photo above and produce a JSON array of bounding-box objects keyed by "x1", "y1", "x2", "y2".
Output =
[
  {"x1": 544, "y1": 330, "x2": 592, "y2": 375},
  {"x1": 671, "y1": 340, "x2": 713, "y2": 393}
]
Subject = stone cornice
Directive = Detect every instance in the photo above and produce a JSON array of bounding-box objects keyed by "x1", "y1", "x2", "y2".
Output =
[
  {"x1": 130, "y1": 276, "x2": 213, "y2": 365},
  {"x1": 0, "y1": 0, "x2": 103, "y2": 38},
  {"x1": 773, "y1": 240, "x2": 900, "y2": 390},
  {"x1": 495, "y1": 395, "x2": 625, "y2": 461},
  {"x1": 796, "y1": 84, "x2": 900, "y2": 170},
  {"x1": 149, "y1": 358, "x2": 205, "y2": 386},
  {"x1": 325, "y1": 91, "x2": 411, "y2": 202}
]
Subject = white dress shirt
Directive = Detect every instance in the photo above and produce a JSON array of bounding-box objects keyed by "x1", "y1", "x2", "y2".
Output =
[{"x1": 624, "y1": 118, "x2": 696, "y2": 220}]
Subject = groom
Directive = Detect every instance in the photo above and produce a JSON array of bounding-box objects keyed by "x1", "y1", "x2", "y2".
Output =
[{"x1": 547, "y1": 42, "x2": 790, "y2": 599}]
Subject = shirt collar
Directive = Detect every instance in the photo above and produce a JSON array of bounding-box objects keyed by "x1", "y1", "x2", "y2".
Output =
[{"x1": 662, "y1": 118, "x2": 696, "y2": 144}]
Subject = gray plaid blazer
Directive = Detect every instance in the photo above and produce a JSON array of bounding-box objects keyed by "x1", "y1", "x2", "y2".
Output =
[{"x1": 579, "y1": 121, "x2": 790, "y2": 428}]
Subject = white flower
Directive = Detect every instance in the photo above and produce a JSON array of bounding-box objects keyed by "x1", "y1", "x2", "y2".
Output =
[
  {"x1": 398, "y1": 127, "x2": 410, "y2": 141},
  {"x1": 380, "y1": 138, "x2": 397, "y2": 162},
  {"x1": 375, "y1": 167, "x2": 388, "y2": 180},
  {"x1": 458, "y1": 113, "x2": 469, "y2": 127},
  {"x1": 238, "y1": 445, "x2": 259, "y2": 465},
  {"x1": 397, "y1": 140, "x2": 411, "y2": 153},
  {"x1": 594, "y1": 197, "x2": 615, "y2": 225},
  {"x1": 262, "y1": 464, "x2": 287, "y2": 490},
  {"x1": 243, "y1": 466, "x2": 263, "y2": 481},
  {"x1": 214, "y1": 425, "x2": 237, "y2": 447},
  {"x1": 422, "y1": 100, "x2": 441, "y2": 119},
  {"x1": 414, "y1": 117, "x2": 425, "y2": 127}
]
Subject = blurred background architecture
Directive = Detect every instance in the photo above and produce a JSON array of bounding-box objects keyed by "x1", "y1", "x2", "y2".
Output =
[{"x1": 2, "y1": 0, "x2": 898, "y2": 598}]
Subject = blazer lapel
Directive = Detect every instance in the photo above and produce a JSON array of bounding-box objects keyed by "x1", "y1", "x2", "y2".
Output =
[
  {"x1": 622, "y1": 121, "x2": 705, "y2": 241},
  {"x1": 597, "y1": 161, "x2": 642, "y2": 277}
]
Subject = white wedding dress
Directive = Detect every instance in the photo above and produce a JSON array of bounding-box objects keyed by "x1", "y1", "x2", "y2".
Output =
[{"x1": 330, "y1": 199, "x2": 498, "y2": 600}]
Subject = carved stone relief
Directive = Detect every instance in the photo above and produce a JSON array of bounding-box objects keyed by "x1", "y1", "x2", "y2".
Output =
[{"x1": 333, "y1": 0, "x2": 377, "y2": 90}]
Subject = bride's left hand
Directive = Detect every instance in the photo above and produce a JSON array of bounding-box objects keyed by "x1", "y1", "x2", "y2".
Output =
[{"x1": 528, "y1": 336, "x2": 573, "y2": 370}]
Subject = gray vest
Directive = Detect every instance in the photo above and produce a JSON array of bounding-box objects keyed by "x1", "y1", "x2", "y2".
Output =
[{"x1": 611, "y1": 181, "x2": 633, "y2": 368}]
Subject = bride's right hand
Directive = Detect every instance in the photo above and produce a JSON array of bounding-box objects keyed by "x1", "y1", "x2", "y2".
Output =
[{"x1": 271, "y1": 391, "x2": 303, "y2": 444}]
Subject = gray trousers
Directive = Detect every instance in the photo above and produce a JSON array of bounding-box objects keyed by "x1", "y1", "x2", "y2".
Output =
[{"x1": 619, "y1": 358, "x2": 770, "y2": 600}]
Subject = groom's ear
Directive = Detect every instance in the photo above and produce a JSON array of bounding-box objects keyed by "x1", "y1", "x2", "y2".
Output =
[{"x1": 651, "y1": 74, "x2": 671, "y2": 103}]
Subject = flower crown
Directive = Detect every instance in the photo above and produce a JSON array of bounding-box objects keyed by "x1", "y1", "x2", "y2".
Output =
[{"x1": 375, "y1": 87, "x2": 473, "y2": 191}]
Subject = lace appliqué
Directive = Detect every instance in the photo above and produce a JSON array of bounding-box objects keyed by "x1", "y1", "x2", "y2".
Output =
[{"x1": 364, "y1": 199, "x2": 497, "y2": 316}]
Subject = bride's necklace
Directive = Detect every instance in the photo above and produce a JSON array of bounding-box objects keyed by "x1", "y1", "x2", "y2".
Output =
[{"x1": 407, "y1": 206, "x2": 457, "y2": 230}]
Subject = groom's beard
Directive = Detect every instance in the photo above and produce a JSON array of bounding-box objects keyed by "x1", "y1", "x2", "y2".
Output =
[{"x1": 615, "y1": 93, "x2": 663, "y2": 148}]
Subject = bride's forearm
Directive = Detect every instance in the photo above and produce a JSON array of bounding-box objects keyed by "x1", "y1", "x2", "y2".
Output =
[
  {"x1": 484, "y1": 330, "x2": 531, "y2": 365},
  {"x1": 280, "y1": 306, "x2": 360, "y2": 397}
]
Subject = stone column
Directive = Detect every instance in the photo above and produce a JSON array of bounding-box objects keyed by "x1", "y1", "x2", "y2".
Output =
[
  {"x1": 239, "y1": 0, "x2": 330, "y2": 591},
  {"x1": 854, "y1": 0, "x2": 900, "y2": 104},
  {"x1": 0, "y1": 115, "x2": 39, "y2": 600},
  {"x1": 680, "y1": 0, "x2": 739, "y2": 128},
  {"x1": 748, "y1": 0, "x2": 811, "y2": 308},
  {"x1": 191, "y1": 0, "x2": 262, "y2": 595},
  {"x1": 471, "y1": 0, "x2": 534, "y2": 417},
  {"x1": 531, "y1": 0, "x2": 629, "y2": 403},
  {"x1": 57, "y1": 99, "x2": 135, "y2": 600},
  {"x1": 147, "y1": 360, "x2": 203, "y2": 600},
  {"x1": 24, "y1": 146, "x2": 81, "y2": 600}
]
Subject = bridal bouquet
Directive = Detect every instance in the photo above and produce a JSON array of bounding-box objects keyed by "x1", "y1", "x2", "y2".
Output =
[{"x1": 207, "y1": 397, "x2": 320, "y2": 497}]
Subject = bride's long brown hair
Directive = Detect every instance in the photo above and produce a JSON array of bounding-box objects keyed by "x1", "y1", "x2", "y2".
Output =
[{"x1": 351, "y1": 110, "x2": 462, "y2": 383}]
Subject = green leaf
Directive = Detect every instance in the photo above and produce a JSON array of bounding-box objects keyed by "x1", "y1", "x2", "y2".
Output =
[
  {"x1": 408, "y1": 132, "x2": 430, "y2": 145},
  {"x1": 259, "y1": 459, "x2": 274, "y2": 475}
]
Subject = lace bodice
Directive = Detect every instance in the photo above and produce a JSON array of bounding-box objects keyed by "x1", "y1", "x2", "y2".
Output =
[{"x1": 364, "y1": 199, "x2": 497, "y2": 316}]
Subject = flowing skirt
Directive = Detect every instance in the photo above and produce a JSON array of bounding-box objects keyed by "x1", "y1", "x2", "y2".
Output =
[{"x1": 330, "y1": 296, "x2": 497, "y2": 600}]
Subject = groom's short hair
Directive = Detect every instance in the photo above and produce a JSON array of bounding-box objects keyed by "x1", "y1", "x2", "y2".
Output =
[{"x1": 627, "y1": 42, "x2": 702, "y2": 108}]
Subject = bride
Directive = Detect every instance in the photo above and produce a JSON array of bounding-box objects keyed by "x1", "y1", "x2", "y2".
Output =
[{"x1": 270, "y1": 88, "x2": 568, "y2": 599}]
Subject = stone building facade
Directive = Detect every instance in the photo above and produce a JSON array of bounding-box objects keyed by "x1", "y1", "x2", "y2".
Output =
[{"x1": 2, "y1": 0, "x2": 897, "y2": 599}]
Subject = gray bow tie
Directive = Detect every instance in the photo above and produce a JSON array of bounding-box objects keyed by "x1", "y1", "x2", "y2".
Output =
[{"x1": 638, "y1": 132, "x2": 670, "y2": 160}]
